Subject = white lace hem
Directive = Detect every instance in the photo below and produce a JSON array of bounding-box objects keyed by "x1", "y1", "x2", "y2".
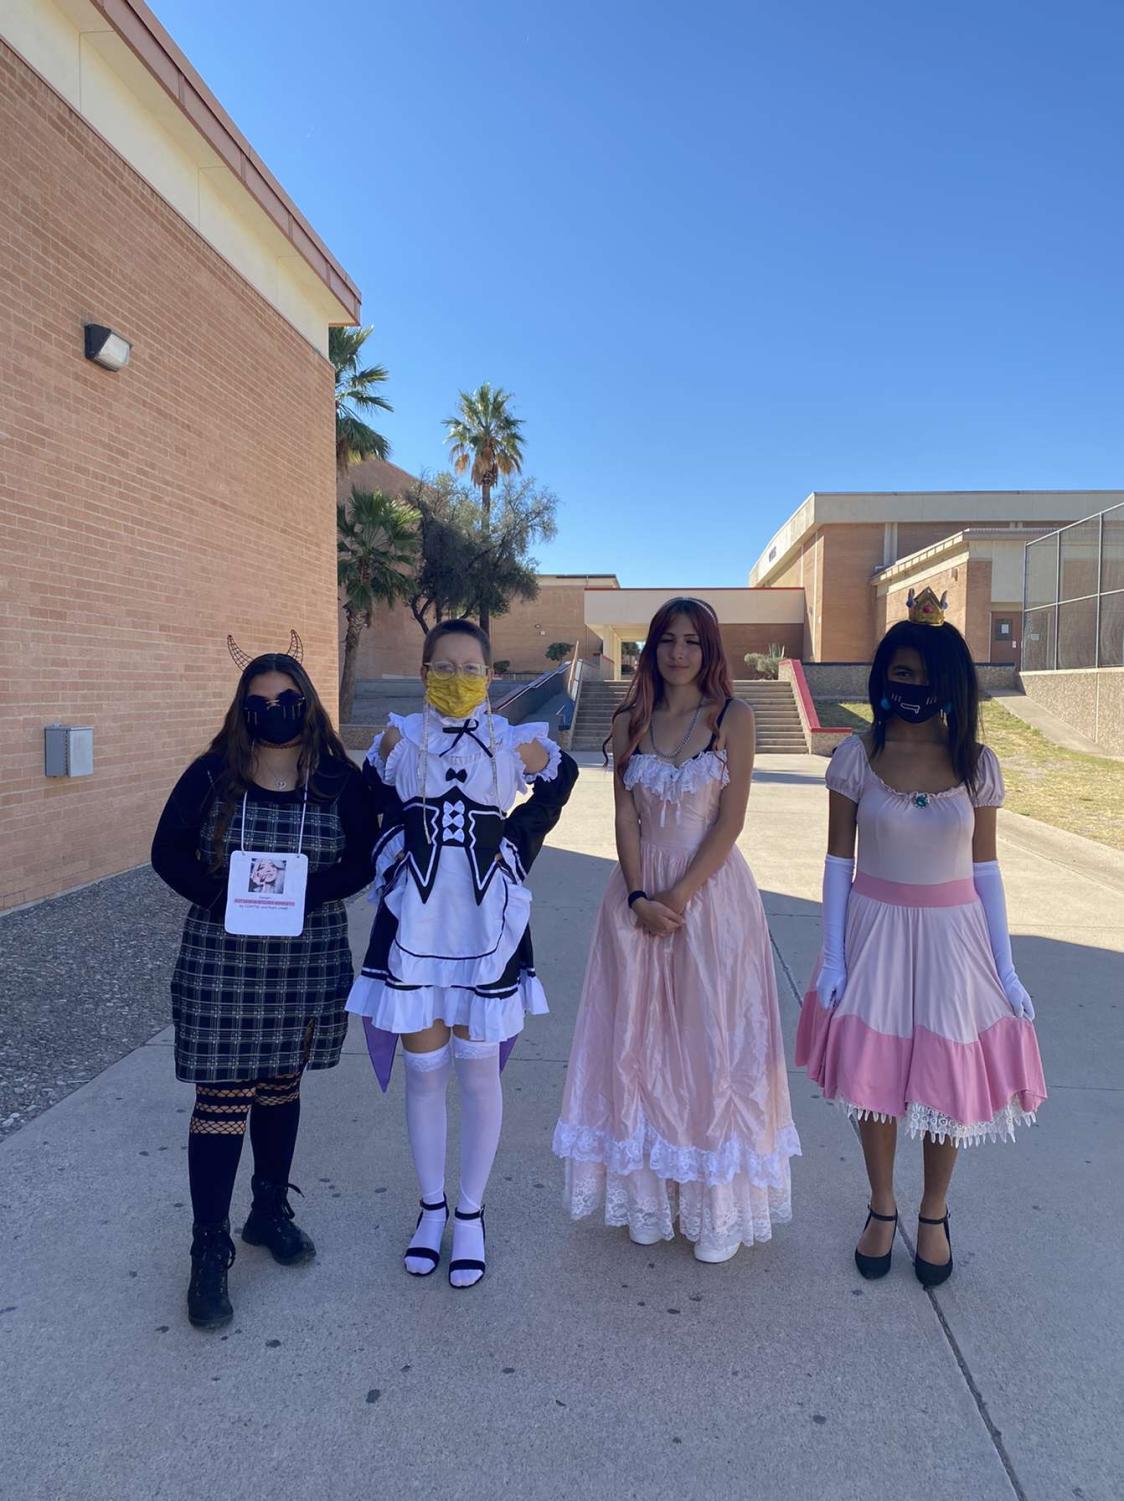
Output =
[
  {"x1": 346, "y1": 972, "x2": 547, "y2": 1042},
  {"x1": 830, "y1": 1096, "x2": 1039, "y2": 1146},
  {"x1": 552, "y1": 1115, "x2": 801, "y2": 1188},
  {"x1": 622, "y1": 749, "x2": 729, "y2": 804},
  {"x1": 509, "y1": 723, "x2": 562, "y2": 787},
  {"x1": 561, "y1": 1161, "x2": 793, "y2": 1250},
  {"x1": 366, "y1": 715, "x2": 412, "y2": 783}
]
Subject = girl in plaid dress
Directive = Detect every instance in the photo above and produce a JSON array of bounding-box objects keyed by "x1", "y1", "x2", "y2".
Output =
[{"x1": 153, "y1": 642, "x2": 377, "y2": 1330}]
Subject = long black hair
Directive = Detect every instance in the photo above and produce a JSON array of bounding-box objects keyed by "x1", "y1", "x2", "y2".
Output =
[
  {"x1": 868, "y1": 620, "x2": 982, "y2": 791},
  {"x1": 207, "y1": 653, "x2": 349, "y2": 862}
]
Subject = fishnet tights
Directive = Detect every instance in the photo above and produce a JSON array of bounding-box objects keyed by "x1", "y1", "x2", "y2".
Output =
[{"x1": 187, "y1": 1069, "x2": 304, "y2": 1224}]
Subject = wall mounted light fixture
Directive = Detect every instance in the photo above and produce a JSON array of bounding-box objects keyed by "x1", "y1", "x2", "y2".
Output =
[{"x1": 84, "y1": 323, "x2": 132, "y2": 371}]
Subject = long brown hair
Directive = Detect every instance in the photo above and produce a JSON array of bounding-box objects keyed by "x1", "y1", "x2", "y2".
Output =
[
  {"x1": 207, "y1": 653, "x2": 349, "y2": 863},
  {"x1": 604, "y1": 597, "x2": 733, "y2": 770}
]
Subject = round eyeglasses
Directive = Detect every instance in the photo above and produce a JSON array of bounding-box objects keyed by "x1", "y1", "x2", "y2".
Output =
[{"x1": 425, "y1": 661, "x2": 489, "y2": 679}]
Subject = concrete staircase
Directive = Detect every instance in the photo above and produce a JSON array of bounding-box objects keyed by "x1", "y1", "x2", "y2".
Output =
[{"x1": 570, "y1": 678, "x2": 808, "y2": 754}]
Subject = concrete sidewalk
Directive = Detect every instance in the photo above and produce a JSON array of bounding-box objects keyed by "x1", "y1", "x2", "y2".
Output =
[
  {"x1": 987, "y1": 686, "x2": 1123, "y2": 759},
  {"x1": 1, "y1": 755, "x2": 1121, "y2": 1500}
]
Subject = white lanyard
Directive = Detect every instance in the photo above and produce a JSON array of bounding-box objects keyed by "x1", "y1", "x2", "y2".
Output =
[{"x1": 224, "y1": 778, "x2": 311, "y2": 937}]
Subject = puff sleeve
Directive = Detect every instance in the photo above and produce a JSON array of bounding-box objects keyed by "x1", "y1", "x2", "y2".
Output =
[
  {"x1": 824, "y1": 735, "x2": 867, "y2": 804},
  {"x1": 969, "y1": 745, "x2": 1005, "y2": 807}
]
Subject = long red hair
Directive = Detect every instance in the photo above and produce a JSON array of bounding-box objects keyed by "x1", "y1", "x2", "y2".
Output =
[{"x1": 604, "y1": 597, "x2": 733, "y2": 770}]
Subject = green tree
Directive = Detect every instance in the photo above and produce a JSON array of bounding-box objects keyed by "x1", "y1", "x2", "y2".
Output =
[
  {"x1": 443, "y1": 384, "x2": 525, "y2": 632},
  {"x1": 404, "y1": 472, "x2": 557, "y2": 635},
  {"x1": 337, "y1": 488, "x2": 419, "y2": 720},
  {"x1": 331, "y1": 326, "x2": 393, "y2": 475},
  {"x1": 545, "y1": 641, "x2": 574, "y2": 663}
]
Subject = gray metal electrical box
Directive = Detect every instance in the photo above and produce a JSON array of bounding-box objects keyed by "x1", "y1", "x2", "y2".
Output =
[{"x1": 44, "y1": 725, "x2": 94, "y2": 777}]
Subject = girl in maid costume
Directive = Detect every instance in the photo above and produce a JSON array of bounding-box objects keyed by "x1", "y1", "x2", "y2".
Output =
[
  {"x1": 347, "y1": 619, "x2": 578, "y2": 1288},
  {"x1": 795, "y1": 590, "x2": 1047, "y2": 1286},
  {"x1": 152, "y1": 633, "x2": 377, "y2": 1329}
]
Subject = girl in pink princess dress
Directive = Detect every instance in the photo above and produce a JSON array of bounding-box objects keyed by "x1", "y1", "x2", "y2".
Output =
[
  {"x1": 795, "y1": 595, "x2": 1046, "y2": 1287},
  {"x1": 554, "y1": 598, "x2": 800, "y2": 1263}
]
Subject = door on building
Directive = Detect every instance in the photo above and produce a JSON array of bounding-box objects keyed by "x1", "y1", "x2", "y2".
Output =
[{"x1": 990, "y1": 613, "x2": 1021, "y2": 667}]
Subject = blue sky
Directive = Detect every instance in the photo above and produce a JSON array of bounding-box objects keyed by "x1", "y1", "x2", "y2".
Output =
[{"x1": 157, "y1": 0, "x2": 1124, "y2": 584}]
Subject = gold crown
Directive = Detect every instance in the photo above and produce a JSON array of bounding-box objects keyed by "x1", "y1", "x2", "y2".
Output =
[{"x1": 906, "y1": 587, "x2": 947, "y2": 627}]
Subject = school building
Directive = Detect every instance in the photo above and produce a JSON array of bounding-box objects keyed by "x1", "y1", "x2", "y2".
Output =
[{"x1": 2, "y1": 0, "x2": 358, "y2": 911}]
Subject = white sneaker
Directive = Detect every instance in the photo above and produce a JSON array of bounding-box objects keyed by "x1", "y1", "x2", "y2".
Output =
[
  {"x1": 693, "y1": 1238, "x2": 740, "y2": 1264},
  {"x1": 628, "y1": 1226, "x2": 664, "y2": 1246}
]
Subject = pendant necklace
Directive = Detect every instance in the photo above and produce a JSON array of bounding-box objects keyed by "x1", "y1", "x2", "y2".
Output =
[
  {"x1": 254, "y1": 758, "x2": 295, "y2": 791},
  {"x1": 650, "y1": 699, "x2": 704, "y2": 763}
]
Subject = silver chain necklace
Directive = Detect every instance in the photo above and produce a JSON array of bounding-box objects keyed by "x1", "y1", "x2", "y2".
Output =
[
  {"x1": 253, "y1": 757, "x2": 297, "y2": 791},
  {"x1": 649, "y1": 699, "x2": 704, "y2": 762}
]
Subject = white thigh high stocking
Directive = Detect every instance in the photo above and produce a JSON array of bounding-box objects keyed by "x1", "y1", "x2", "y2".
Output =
[
  {"x1": 401, "y1": 1042, "x2": 451, "y2": 1275},
  {"x1": 450, "y1": 1035, "x2": 503, "y2": 1288}
]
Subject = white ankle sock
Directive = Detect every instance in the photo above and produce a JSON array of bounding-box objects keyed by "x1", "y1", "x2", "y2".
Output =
[
  {"x1": 402, "y1": 1042, "x2": 451, "y2": 1274},
  {"x1": 450, "y1": 1036, "x2": 502, "y2": 1288}
]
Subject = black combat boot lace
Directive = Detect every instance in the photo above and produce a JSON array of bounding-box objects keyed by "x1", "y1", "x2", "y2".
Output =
[
  {"x1": 192, "y1": 1222, "x2": 237, "y2": 1275},
  {"x1": 255, "y1": 1179, "x2": 303, "y2": 1226}
]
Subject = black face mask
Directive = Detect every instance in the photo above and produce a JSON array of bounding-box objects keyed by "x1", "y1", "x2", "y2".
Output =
[
  {"x1": 884, "y1": 684, "x2": 942, "y2": 724},
  {"x1": 243, "y1": 691, "x2": 307, "y2": 745}
]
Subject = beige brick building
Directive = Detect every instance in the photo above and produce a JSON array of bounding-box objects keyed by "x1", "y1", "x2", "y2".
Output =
[
  {"x1": 1, "y1": 0, "x2": 359, "y2": 910},
  {"x1": 749, "y1": 491, "x2": 1124, "y2": 664}
]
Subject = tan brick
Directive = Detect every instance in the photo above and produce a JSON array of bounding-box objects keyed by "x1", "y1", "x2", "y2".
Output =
[{"x1": 1, "y1": 41, "x2": 341, "y2": 911}]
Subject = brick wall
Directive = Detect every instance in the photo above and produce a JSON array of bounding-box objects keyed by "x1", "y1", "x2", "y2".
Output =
[
  {"x1": 348, "y1": 587, "x2": 606, "y2": 684},
  {"x1": 0, "y1": 42, "x2": 340, "y2": 910},
  {"x1": 761, "y1": 535, "x2": 819, "y2": 657},
  {"x1": 721, "y1": 624, "x2": 804, "y2": 676},
  {"x1": 819, "y1": 525, "x2": 885, "y2": 659},
  {"x1": 880, "y1": 559, "x2": 994, "y2": 661}
]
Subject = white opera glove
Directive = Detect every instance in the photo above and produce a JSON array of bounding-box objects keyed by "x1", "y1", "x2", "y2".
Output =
[
  {"x1": 973, "y1": 861, "x2": 1035, "y2": 1021},
  {"x1": 815, "y1": 855, "x2": 854, "y2": 1008}
]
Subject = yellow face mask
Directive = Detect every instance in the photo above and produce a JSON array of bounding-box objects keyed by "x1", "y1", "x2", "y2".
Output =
[{"x1": 425, "y1": 670, "x2": 489, "y2": 720}]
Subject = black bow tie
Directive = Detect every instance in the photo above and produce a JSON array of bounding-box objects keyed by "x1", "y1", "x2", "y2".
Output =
[
  {"x1": 440, "y1": 720, "x2": 492, "y2": 756},
  {"x1": 445, "y1": 768, "x2": 468, "y2": 783}
]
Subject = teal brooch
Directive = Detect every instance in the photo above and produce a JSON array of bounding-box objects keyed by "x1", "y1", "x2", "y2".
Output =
[{"x1": 913, "y1": 793, "x2": 930, "y2": 808}]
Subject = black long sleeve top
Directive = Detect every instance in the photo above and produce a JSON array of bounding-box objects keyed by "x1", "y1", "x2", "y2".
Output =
[{"x1": 152, "y1": 753, "x2": 378, "y2": 918}]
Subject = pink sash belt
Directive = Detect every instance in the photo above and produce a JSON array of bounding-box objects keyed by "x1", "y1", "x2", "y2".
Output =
[{"x1": 852, "y1": 871, "x2": 978, "y2": 908}]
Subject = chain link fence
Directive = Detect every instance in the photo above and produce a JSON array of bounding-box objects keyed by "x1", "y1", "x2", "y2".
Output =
[{"x1": 1023, "y1": 502, "x2": 1124, "y2": 671}]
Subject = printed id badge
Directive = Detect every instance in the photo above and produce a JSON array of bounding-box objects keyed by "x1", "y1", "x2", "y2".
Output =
[
  {"x1": 224, "y1": 784, "x2": 310, "y2": 936},
  {"x1": 225, "y1": 849, "x2": 308, "y2": 936}
]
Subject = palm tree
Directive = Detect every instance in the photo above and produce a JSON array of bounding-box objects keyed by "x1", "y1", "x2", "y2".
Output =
[
  {"x1": 337, "y1": 488, "x2": 419, "y2": 720},
  {"x1": 331, "y1": 326, "x2": 393, "y2": 475},
  {"x1": 443, "y1": 384, "x2": 525, "y2": 632}
]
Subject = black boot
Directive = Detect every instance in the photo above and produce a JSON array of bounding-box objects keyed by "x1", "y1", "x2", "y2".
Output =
[
  {"x1": 187, "y1": 1220, "x2": 236, "y2": 1330},
  {"x1": 242, "y1": 1175, "x2": 316, "y2": 1265}
]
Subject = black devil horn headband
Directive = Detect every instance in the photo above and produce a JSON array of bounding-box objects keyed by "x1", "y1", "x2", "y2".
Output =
[{"x1": 226, "y1": 629, "x2": 305, "y2": 671}]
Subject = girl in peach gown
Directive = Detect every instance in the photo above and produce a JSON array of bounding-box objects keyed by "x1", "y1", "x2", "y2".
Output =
[{"x1": 554, "y1": 598, "x2": 800, "y2": 1263}]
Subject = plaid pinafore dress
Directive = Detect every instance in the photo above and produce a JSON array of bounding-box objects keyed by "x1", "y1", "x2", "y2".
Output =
[{"x1": 171, "y1": 787, "x2": 353, "y2": 1082}]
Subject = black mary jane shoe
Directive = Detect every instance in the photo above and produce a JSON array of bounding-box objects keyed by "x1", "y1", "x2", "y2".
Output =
[
  {"x1": 242, "y1": 1175, "x2": 316, "y2": 1265},
  {"x1": 448, "y1": 1206, "x2": 486, "y2": 1290},
  {"x1": 403, "y1": 1196, "x2": 450, "y2": 1277},
  {"x1": 854, "y1": 1205, "x2": 899, "y2": 1280},
  {"x1": 187, "y1": 1220, "x2": 236, "y2": 1330},
  {"x1": 914, "y1": 1211, "x2": 953, "y2": 1288}
]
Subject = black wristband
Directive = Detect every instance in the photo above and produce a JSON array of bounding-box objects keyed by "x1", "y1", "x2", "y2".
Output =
[{"x1": 627, "y1": 890, "x2": 648, "y2": 909}]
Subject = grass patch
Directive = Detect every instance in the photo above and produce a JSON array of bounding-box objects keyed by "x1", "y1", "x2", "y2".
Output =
[{"x1": 813, "y1": 697, "x2": 1124, "y2": 851}]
